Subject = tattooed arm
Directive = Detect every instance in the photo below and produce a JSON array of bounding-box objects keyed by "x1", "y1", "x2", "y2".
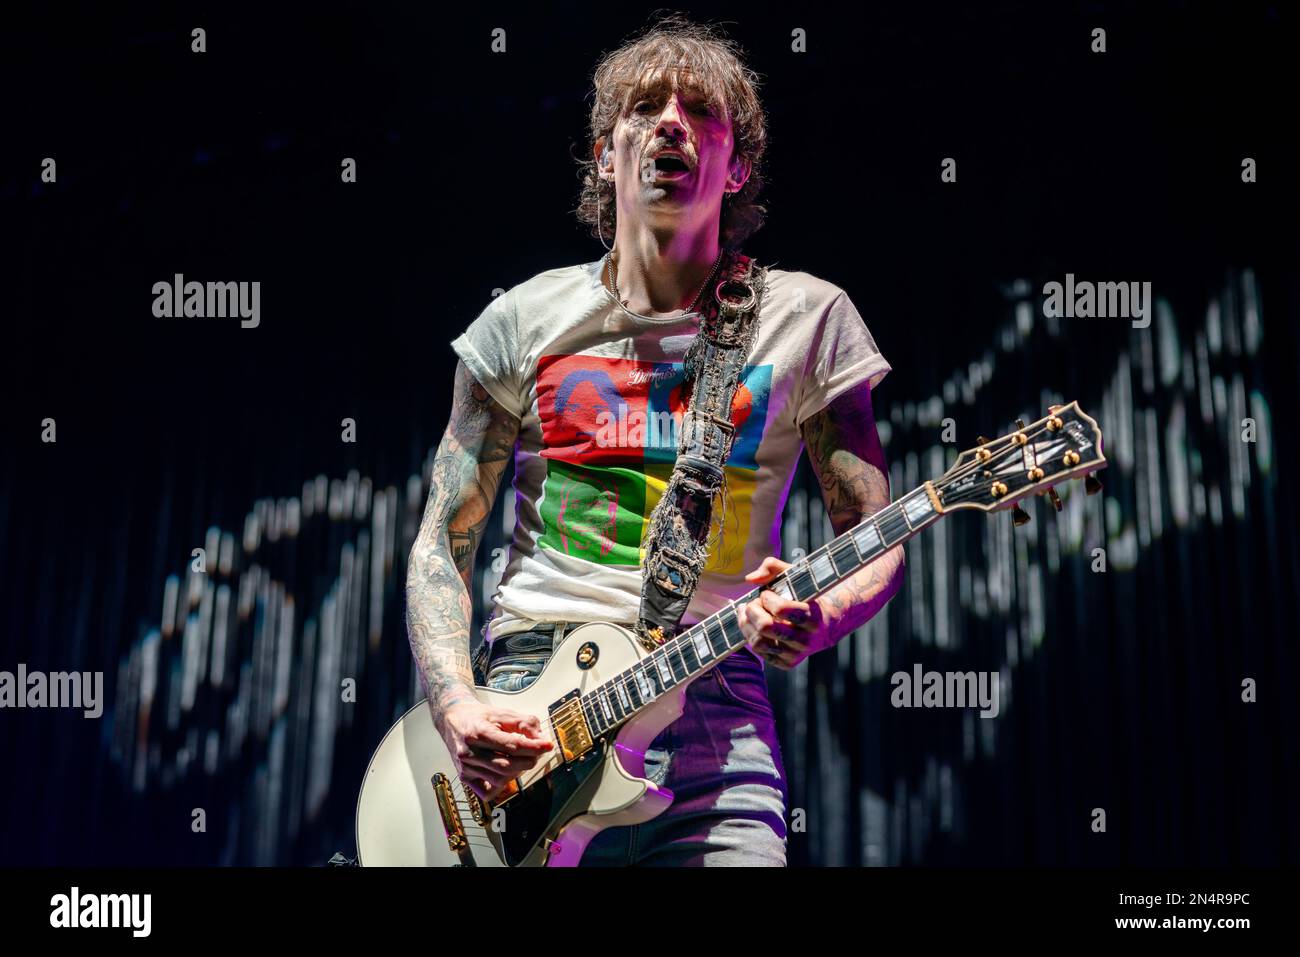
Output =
[
  {"x1": 407, "y1": 360, "x2": 551, "y2": 795},
  {"x1": 799, "y1": 382, "x2": 906, "y2": 636},
  {"x1": 739, "y1": 382, "x2": 905, "y2": 668},
  {"x1": 407, "y1": 361, "x2": 515, "y2": 721}
]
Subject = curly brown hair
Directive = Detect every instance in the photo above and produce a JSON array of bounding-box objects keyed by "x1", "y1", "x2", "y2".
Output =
[{"x1": 575, "y1": 14, "x2": 769, "y2": 251}]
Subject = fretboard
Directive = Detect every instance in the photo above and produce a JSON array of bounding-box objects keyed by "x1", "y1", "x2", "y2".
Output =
[{"x1": 579, "y1": 483, "x2": 941, "y2": 737}]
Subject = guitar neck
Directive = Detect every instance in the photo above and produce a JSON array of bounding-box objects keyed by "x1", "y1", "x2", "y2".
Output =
[{"x1": 579, "y1": 483, "x2": 943, "y2": 737}]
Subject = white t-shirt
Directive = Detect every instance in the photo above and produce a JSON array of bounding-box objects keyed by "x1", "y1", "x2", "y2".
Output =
[{"x1": 451, "y1": 258, "x2": 891, "y2": 641}]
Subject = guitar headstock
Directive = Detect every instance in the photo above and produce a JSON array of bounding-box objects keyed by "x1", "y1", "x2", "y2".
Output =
[{"x1": 933, "y1": 401, "x2": 1106, "y2": 514}]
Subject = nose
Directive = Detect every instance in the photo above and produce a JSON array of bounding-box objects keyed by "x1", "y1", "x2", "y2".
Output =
[{"x1": 655, "y1": 92, "x2": 689, "y2": 143}]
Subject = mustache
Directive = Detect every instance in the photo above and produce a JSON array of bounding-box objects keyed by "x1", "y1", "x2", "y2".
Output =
[{"x1": 644, "y1": 140, "x2": 695, "y2": 167}]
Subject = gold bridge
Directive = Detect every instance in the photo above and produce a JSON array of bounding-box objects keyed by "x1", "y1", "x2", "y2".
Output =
[{"x1": 431, "y1": 772, "x2": 468, "y2": 853}]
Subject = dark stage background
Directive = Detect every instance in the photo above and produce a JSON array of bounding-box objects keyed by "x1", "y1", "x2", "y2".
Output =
[{"x1": 2, "y1": 2, "x2": 1298, "y2": 866}]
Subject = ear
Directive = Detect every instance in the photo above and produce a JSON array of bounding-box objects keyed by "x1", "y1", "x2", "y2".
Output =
[
  {"x1": 727, "y1": 153, "x2": 752, "y2": 194},
  {"x1": 593, "y1": 135, "x2": 613, "y2": 180}
]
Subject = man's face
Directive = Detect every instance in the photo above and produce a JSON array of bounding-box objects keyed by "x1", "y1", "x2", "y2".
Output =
[
  {"x1": 557, "y1": 380, "x2": 613, "y2": 446},
  {"x1": 555, "y1": 473, "x2": 619, "y2": 558},
  {"x1": 600, "y1": 69, "x2": 746, "y2": 231}
]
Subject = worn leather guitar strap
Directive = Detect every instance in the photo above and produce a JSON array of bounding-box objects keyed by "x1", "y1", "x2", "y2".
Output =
[{"x1": 636, "y1": 250, "x2": 768, "y2": 649}]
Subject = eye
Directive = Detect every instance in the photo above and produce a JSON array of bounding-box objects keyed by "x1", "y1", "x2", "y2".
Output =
[{"x1": 633, "y1": 100, "x2": 655, "y2": 113}]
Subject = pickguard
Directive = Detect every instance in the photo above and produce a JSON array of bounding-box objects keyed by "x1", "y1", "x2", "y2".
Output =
[{"x1": 493, "y1": 738, "x2": 610, "y2": 866}]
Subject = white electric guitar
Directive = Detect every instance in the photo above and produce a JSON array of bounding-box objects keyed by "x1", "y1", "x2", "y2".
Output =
[{"x1": 355, "y1": 402, "x2": 1105, "y2": 866}]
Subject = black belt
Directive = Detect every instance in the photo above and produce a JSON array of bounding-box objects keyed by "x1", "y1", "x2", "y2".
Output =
[
  {"x1": 480, "y1": 620, "x2": 740, "y2": 676},
  {"x1": 484, "y1": 623, "x2": 570, "y2": 670}
]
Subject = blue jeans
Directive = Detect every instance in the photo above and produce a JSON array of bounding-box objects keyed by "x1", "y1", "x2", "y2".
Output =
[{"x1": 485, "y1": 628, "x2": 789, "y2": 866}]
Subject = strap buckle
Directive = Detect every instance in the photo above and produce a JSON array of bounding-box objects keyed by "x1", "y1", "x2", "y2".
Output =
[{"x1": 714, "y1": 275, "x2": 758, "y2": 320}]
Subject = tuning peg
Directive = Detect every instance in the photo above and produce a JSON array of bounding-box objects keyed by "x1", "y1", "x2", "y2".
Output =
[
  {"x1": 1015, "y1": 419, "x2": 1026, "y2": 430},
  {"x1": 976, "y1": 435, "x2": 991, "y2": 446},
  {"x1": 1084, "y1": 473, "x2": 1103, "y2": 496},
  {"x1": 1011, "y1": 504, "x2": 1031, "y2": 527},
  {"x1": 1046, "y1": 487, "x2": 1064, "y2": 511}
]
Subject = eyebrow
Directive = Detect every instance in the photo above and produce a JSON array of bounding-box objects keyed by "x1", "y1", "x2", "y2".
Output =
[
  {"x1": 630, "y1": 81, "x2": 721, "y2": 111},
  {"x1": 632, "y1": 72, "x2": 716, "y2": 101}
]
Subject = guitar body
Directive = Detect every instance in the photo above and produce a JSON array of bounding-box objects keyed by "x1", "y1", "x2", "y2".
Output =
[{"x1": 355, "y1": 621, "x2": 685, "y2": 867}]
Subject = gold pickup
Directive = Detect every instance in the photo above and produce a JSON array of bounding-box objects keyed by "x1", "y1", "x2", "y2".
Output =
[{"x1": 550, "y1": 697, "x2": 594, "y2": 763}]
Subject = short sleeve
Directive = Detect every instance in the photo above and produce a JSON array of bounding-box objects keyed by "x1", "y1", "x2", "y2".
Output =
[
  {"x1": 450, "y1": 288, "x2": 526, "y2": 419},
  {"x1": 795, "y1": 289, "x2": 891, "y2": 426}
]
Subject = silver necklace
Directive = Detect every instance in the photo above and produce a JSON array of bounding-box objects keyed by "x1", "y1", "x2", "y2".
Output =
[{"x1": 605, "y1": 249, "x2": 726, "y2": 317}]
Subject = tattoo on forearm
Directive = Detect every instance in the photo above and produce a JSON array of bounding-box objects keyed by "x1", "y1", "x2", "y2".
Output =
[
  {"x1": 801, "y1": 388, "x2": 890, "y2": 534},
  {"x1": 800, "y1": 386, "x2": 905, "y2": 637},
  {"x1": 407, "y1": 362, "x2": 519, "y2": 724},
  {"x1": 818, "y1": 544, "x2": 905, "y2": 636}
]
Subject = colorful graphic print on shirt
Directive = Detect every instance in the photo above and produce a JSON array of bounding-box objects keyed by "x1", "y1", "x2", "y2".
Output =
[{"x1": 534, "y1": 353, "x2": 772, "y2": 574}]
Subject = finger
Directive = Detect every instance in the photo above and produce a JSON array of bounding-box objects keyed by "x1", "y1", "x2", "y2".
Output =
[
  {"x1": 737, "y1": 602, "x2": 762, "y2": 644},
  {"x1": 505, "y1": 732, "x2": 553, "y2": 752},
  {"x1": 461, "y1": 755, "x2": 526, "y2": 787},
  {"x1": 467, "y1": 745, "x2": 522, "y2": 765},
  {"x1": 744, "y1": 604, "x2": 799, "y2": 644},
  {"x1": 744, "y1": 555, "x2": 791, "y2": 583},
  {"x1": 758, "y1": 631, "x2": 800, "y2": 661},
  {"x1": 741, "y1": 602, "x2": 776, "y2": 646},
  {"x1": 458, "y1": 768, "x2": 504, "y2": 800},
  {"x1": 488, "y1": 711, "x2": 553, "y2": 745},
  {"x1": 481, "y1": 775, "x2": 513, "y2": 801},
  {"x1": 759, "y1": 589, "x2": 813, "y2": 627},
  {"x1": 805, "y1": 598, "x2": 825, "y2": 629},
  {"x1": 470, "y1": 752, "x2": 544, "y2": 776},
  {"x1": 776, "y1": 639, "x2": 803, "y2": 665},
  {"x1": 494, "y1": 711, "x2": 546, "y2": 737},
  {"x1": 474, "y1": 724, "x2": 553, "y2": 753},
  {"x1": 765, "y1": 628, "x2": 811, "y2": 652},
  {"x1": 459, "y1": 751, "x2": 505, "y2": 774},
  {"x1": 760, "y1": 635, "x2": 795, "y2": 658},
  {"x1": 756, "y1": 614, "x2": 801, "y2": 642},
  {"x1": 757, "y1": 641, "x2": 798, "y2": 670}
]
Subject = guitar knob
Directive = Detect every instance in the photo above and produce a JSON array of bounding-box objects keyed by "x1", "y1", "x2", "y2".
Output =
[
  {"x1": 1011, "y1": 504, "x2": 1031, "y2": 527},
  {"x1": 1084, "y1": 473, "x2": 1103, "y2": 496}
]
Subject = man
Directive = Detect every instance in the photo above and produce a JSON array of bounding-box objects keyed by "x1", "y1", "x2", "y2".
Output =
[{"x1": 406, "y1": 16, "x2": 904, "y2": 866}]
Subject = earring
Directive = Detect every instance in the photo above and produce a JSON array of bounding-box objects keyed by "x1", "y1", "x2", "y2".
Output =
[{"x1": 596, "y1": 177, "x2": 614, "y2": 252}]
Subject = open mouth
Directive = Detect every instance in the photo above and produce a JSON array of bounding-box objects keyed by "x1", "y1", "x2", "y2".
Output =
[{"x1": 652, "y1": 154, "x2": 691, "y2": 174}]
